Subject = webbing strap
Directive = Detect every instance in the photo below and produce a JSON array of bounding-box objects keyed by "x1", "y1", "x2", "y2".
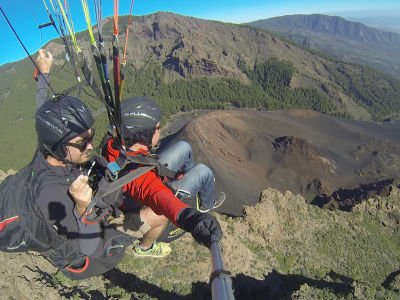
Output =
[
  {"x1": 122, "y1": 154, "x2": 179, "y2": 179},
  {"x1": 101, "y1": 165, "x2": 156, "y2": 199},
  {"x1": 81, "y1": 0, "x2": 117, "y2": 132},
  {"x1": 81, "y1": 0, "x2": 96, "y2": 45},
  {"x1": 112, "y1": 0, "x2": 122, "y2": 146},
  {"x1": 121, "y1": 0, "x2": 135, "y2": 65},
  {"x1": 81, "y1": 165, "x2": 156, "y2": 224},
  {"x1": 80, "y1": 57, "x2": 104, "y2": 100}
]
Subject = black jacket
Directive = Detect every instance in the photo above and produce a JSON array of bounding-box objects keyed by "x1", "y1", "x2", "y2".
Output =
[
  {"x1": 31, "y1": 78, "x2": 133, "y2": 279},
  {"x1": 32, "y1": 150, "x2": 101, "y2": 253}
]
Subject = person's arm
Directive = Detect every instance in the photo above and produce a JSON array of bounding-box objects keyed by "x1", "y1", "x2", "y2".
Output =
[{"x1": 35, "y1": 49, "x2": 53, "y2": 109}]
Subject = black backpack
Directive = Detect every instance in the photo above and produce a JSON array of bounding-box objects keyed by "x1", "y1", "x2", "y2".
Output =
[
  {"x1": 0, "y1": 163, "x2": 62, "y2": 253},
  {"x1": 0, "y1": 162, "x2": 133, "y2": 280}
]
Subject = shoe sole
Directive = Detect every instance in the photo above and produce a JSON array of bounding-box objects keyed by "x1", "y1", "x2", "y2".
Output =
[{"x1": 133, "y1": 250, "x2": 171, "y2": 258}]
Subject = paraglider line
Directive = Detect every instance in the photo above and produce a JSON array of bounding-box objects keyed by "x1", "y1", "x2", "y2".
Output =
[{"x1": 0, "y1": 6, "x2": 56, "y2": 95}]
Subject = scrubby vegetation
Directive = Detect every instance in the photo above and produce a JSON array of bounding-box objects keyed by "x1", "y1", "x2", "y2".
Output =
[
  {"x1": 326, "y1": 63, "x2": 400, "y2": 120},
  {"x1": 1, "y1": 185, "x2": 400, "y2": 299}
]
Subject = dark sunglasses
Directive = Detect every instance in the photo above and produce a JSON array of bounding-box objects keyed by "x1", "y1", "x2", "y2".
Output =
[{"x1": 66, "y1": 128, "x2": 95, "y2": 152}]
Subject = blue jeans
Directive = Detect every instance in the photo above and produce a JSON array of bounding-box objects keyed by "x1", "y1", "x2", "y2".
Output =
[{"x1": 157, "y1": 141, "x2": 216, "y2": 210}]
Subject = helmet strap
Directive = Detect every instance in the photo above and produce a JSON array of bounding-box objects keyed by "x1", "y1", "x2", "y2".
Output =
[{"x1": 42, "y1": 143, "x2": 70, "y2": 164}]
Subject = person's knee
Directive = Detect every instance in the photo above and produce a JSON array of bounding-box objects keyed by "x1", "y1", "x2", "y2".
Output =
[
  {"x1": 153, "y1": 214, "x2": 168, "y2": 227},
  {"x1": 196, "y1": 164, "x2": 214, "y2": 177},
  {"x1": 175, "y1": 141, "x2": 192, "y2": 155},
  {"x1": 141, "y1": 208, "x2": 168, "y2": 228}
]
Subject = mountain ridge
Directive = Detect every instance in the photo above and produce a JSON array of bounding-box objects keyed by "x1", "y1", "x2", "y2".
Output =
[
  {"x1": 247, "y1": 14, "x2": 400, "y2": 78},
  {"x1": 250, "y1": 14, "x2": 400, "y2": 44}
]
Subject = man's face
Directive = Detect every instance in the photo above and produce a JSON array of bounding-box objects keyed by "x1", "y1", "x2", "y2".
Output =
[
  {"x1": 151, "y1": 122, "x2": 161, "y2": 148},
  {"x1": 64, "y1": 128, "x2": 95, "y2": 164}
]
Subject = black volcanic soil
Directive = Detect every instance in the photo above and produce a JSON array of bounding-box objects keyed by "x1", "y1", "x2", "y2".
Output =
[{"x1": 160, "y1": 109, "x2": 400, "y2": 216}]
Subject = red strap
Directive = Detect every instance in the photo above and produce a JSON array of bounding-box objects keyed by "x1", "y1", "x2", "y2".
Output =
[
  {"x1": 113, "y1": 0, "x2": 119, "y2": 35},
  {"x1": 176, "y1": 174, "x2": 184, "y2": 180},
  {"x1": 122, "y1": 0, "x2": 135, "y2": 65},
  {"x1": 33, "y1": 68, "x2": 39, "y2": 81},
  {"x1": 0, "y1": 216, "x2": 19, "y2": 232},
  {"x1": 81, "y1": 209, "x2": 109, "y2": 225},
  {"x1": 66, "y1": 256, "x2": 90, "y2": 273}
]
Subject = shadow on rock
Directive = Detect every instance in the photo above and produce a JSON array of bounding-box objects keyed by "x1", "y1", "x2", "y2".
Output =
[
  {"x1": 232, "y1": 270, "x2": 354, "y2": 299},
  {"x1": 312, "y1": 179, "x2": 398, "y2": 211},
  {"x1": 103, "y1": 268, "x2": 211, "y2": 299},
  {"x1": 382, "y1": 269, "x2": 400, "y2": 292}
]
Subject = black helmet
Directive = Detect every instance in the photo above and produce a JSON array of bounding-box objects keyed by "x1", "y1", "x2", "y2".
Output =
[
  {"x1": 120, "y1": 96, "x2": 162, "y2": 146},
  {"x1": 35, "y1": 96, "x2": 94, "y2": 159}
]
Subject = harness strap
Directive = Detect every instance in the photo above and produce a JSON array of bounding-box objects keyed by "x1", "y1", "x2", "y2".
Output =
[
  {"x1": 83, "y1": 165, "x2": 156, "y2": 223},
  {"x1": 81, "y1": 198, "x2": 111, "y2": 224},
  {"x1": 122, "y1": 154, "x2": 179, "y2": 179},
  {"x1": 102, "y1": 165, "x2": 156, "y2": 199}
]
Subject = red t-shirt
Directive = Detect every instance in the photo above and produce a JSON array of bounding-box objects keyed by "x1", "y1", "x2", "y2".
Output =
[{"x1": 105, "y1": 138, "x2": 189, "y2": 225}]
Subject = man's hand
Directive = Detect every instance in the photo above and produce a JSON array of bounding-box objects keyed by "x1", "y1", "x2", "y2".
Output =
[
  {"x1": 69, "y1": 175, "x2": 93, "y2": 216},
  {"x1": 177, "y1": 207, "x2": 222, "y2": 248},
  {"x1": 36, "y1": 49, "x2": 53, "y2": 74}
]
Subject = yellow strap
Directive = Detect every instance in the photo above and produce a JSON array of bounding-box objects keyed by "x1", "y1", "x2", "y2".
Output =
[
  {"x1": 41, "y1": 0, "x2": 50, "y2": 11},
  {"x1": 81, "y1": 0, "x2": 96, "y2": 46},
  {"x1": 56, "y1": 0, "x2": 80, "y2": 53},
  {"x1": 120, "y1": 78, "x2": 125, "y2": 101}
]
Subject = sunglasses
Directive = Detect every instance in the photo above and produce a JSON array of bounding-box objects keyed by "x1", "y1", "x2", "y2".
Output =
[{"x1": 66, "y1": 128, "x2": 95, "y2": 152}]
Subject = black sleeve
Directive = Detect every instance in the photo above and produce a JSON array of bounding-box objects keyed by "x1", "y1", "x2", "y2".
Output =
[
  {"x1": 36, "y1": 184, "x2": 80, "y2": 240},
  {"x1": 177, "y1": 207, "x2": 222, "y2": 248},
  {"x1": 36, "y1": 73, "x2": 50, "y2": 110}
]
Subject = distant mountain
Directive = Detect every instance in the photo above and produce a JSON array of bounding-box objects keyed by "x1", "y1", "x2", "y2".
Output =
[
  {"x1": 346, "y1": 16, "x2": 400, "y2": 34},
  {"x1": 247, "y1": 14, "x2": 400, "y2": 78}
]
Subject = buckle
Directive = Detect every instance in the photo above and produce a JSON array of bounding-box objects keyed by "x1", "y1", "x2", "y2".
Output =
[{"x1": 106, "y1": 162, "x2": 121, "y2": 181}]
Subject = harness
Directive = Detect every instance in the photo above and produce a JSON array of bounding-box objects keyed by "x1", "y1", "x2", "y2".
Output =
[{"x1": 82, "y1": 141, "x2": 180, "y2": 224}]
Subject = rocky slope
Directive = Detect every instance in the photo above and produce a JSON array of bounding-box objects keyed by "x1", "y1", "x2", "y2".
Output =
[{"x1": 0, "y1": 182, "x2": 399, "y2": 299}]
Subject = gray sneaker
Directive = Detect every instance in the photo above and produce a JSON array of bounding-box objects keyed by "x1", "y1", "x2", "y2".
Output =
[{"x1": 198, "y1": 192, "x2": 226, "y2": 213}]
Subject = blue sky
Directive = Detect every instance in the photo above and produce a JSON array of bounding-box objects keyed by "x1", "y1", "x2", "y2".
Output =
[{"x1": 0, "y1": 0, "x2": 400, "y2": 66}]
